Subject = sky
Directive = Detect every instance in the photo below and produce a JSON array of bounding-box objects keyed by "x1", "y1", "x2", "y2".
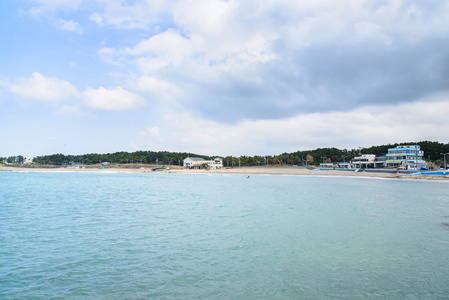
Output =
[{"x1": 1, "y1": 0, "x2": 449, "y2": 159}]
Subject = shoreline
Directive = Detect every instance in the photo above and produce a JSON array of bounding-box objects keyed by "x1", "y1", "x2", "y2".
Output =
[{"x1": 1, "y1": 165, "x2": 448, "y2": 181}]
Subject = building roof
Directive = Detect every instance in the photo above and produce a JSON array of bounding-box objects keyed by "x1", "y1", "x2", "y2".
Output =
[{"x1": 388, "y1": 145, "x2": 420, "y2": 151}]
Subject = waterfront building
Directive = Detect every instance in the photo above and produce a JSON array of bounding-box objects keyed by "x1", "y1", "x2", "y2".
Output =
[
  {"x1": 183, "y1": 157, "x2": 223, "y2": 170},
  {"x1": 351, "y1": 154, "x2": 376, "y2": 169},
  {"x1": 319, "y1": 163, "x2": 335, "y2": 168},
  {"x1": 337, "y1": 162, "x2": 352, "y2": 169},
  {"x1": 385, "y1": 145, "x2": 425, "y2": 169},
  {"x1": 374, "y1": 155, "x2": 387, "y2": 168}
]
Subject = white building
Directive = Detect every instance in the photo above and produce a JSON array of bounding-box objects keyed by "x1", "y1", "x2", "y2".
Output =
[
  {"x1": 337, "y1": 162, "x2": 352, "y2": 169},
  {"x1": 351, "y1": 154, "x2": 376, "y2": 169},
  {"x1": 183, "y1": 157, "x2": 223, "y2": 170},
  {"x1": 319, "y1": 163, "x2": 335, "y2": 168},
  {"x1": 374, "y1": 155, "x2": 387, "y2": 168}
]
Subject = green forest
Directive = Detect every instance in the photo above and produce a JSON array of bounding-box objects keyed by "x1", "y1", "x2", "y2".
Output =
[{"x1": 2, "y1": 141, "x2": 449, "y2": 166}]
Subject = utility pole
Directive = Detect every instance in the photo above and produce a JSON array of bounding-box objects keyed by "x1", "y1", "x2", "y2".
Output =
[
  {"x1": 441, "y1": 153, "x2": 448, "y2": 175},
  {"x1": 415, "y1": 142, "x2": 418, "y2": 170},
  {"x1": 321, "y1": 157, "x2": 326, "y2": 166}
]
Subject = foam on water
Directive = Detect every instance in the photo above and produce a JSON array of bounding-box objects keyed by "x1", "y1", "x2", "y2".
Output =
[{"x1": 1, "y1": 171, "x2": 449, "y2": 299}]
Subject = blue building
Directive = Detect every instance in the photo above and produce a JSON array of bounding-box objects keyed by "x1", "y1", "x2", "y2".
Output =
[{"x1": 385, "y1": 145, "x2": 425, "y2": 169}]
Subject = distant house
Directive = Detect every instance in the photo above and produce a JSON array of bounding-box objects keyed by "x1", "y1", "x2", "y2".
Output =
[
  {"x1": 319, "y1": 163, "x2": 335, "y2": 168},
  {"x1": 183, "y1": 157, "x2": 223, "y2": 170},
  {"x1": 337, "y1": 162, "x2": 352, "y2": 169}
]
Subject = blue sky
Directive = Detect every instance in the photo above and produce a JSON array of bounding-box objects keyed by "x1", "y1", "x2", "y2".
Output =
[{"x1": 1, "y1": 0, "x2": 449, "y2": 159}]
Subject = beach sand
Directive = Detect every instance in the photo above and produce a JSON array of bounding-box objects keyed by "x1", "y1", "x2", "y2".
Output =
[{"x1": 1, "y1": 165, "x2": 448, "y2": 181}]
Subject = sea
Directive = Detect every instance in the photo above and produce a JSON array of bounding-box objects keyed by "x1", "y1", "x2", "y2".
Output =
[{"x1": 1, "y1": 171, "x2": 449, "y2": 299}]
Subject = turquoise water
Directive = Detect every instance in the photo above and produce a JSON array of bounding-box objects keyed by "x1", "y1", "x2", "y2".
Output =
[{"x1": 1, "y1": 171, "x2": 449, "y2": 299}]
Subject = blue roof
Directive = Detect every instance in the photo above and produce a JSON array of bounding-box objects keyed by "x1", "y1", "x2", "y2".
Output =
[{"x1": 388, "y1": 145, "x2": 420, "y2": 151}]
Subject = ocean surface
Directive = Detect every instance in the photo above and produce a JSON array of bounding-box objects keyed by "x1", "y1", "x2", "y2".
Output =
[{"x1": 1, "y1": 171, "x2": 449, "y2": 299}]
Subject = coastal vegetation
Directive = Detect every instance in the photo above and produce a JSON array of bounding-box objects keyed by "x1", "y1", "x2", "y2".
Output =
[{"x1": 1, "y1": 141, "x2": 449, "y2": 167}]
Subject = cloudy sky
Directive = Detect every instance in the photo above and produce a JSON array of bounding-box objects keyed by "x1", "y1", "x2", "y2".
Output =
[{"x1": 1, "y1": 0, "x2": 449, "y2": 158}]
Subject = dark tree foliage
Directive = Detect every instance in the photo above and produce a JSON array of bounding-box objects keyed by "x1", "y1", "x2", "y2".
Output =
[
  {"x1": 33, "y1": 151, "x2": 214, "y2": 166},
  {"x1": 7, "y1": 156, "x2": 17, "y2": 164},
  {"x1": 16, "y1": 155, "x2": 25, "y2": 164},
  {"x1": 286, "y1": 147, "x2": 348, "y2": 165},
  {"x1": 419, "y1": 141, "x2": 449, "y2": 161},
  {"x1": 26, "y1": 141, "x2": 449, "y2": 166}
]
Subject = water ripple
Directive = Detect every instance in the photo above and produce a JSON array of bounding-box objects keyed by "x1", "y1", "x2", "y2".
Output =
[{"x1": 1, "y1": 172, "x2": 449, "y2": 299}]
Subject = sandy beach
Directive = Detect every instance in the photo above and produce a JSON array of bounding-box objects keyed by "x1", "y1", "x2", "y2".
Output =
[{"x1": 1, "y1": 165, "x2": 448, "y2": 181}]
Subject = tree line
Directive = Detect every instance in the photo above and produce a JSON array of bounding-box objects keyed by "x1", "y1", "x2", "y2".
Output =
[
  {"x1": 1, "y1": 155, "x2": 26, "y2": 165},
  {"x1": 2, "y1": 141, "x2": 449, "y2": 166},
  {"x1": 31, "y1": 151, "x2": 210, "y2": 166}
]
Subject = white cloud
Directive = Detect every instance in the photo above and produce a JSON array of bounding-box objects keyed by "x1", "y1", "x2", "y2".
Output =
[
  {"x1": 131, "y1": 143, "x2": 140, "y2": 151},
  {"x1": 129, "y1": 75, "x2": 181, "y2": 103},
  {"x1": 126, "y1": 29, "x2": 193, "y2": 57},
  {"x1": 89, "y1": 0, "x2": 171, "y2": 29},
  {"x1": 98, "y1": 47, "x2": 118, "y2": 65},
  {"x1": 8, "y1": 72, "x2": 79, "y2": 103},
  {"x1": 27, "y1": 0, "x2": 85, "y2": 18},
  {"x1": 31, "y1": 0, "x2": 86, "y2": 11},
  {"x1": 123, "y1": 29, "x2": 203, "y2": 73},
  {"x1": 55, "y1": 105, "x2": 94, "y2": 117},
  {"x1": 59, "y1": 19, "x2": 83, "y2": 34},
  {"x1": 172, "y1": 0, "x2": 234, "y2": 37},
  {"x1": 13, "y1": 0, "x2": 449, "y2": 157},
  {"x1": 83, "y1": 86, "x2": 146, "y2": 111},
  {"x1": 93, "y1": 0, "x2": 449, "y2": 123},
  {"x1": 30, "y1": 0, "x2": 84, "y2": 9},
  {"x1": 141, "y1": 95, "x2": 449, "y2": 156},
  {"x1": 89, "y1": 12, "x2": 103, "y2": 25},
  {"x1": 147, "y1": 127, "x2": 160, "y2": 137},
  {"x1": 25, "y1": 1, "x2": 86, "y2": 33},
  {"x1": 140, "y1": 126, "x2": 161, "y2": 137}
]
